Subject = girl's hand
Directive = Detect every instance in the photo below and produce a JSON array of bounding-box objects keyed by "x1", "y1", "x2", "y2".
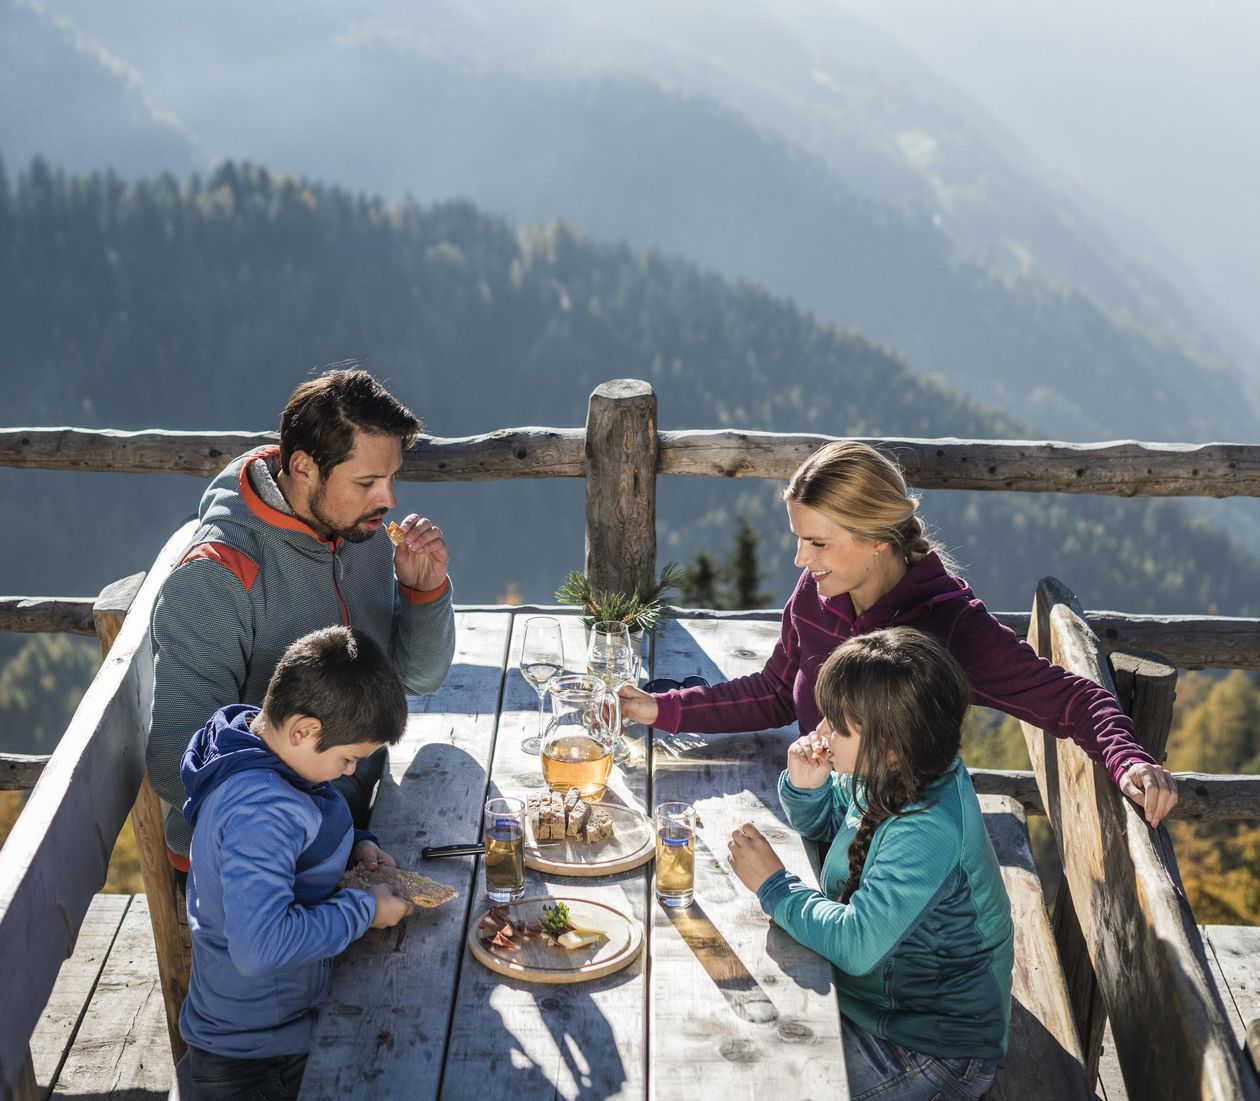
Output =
[
  {"x1": 1119, "y1": 761, "x2": 1179, "y2": 828},
  {"x1": 727, "y1": 824, "x2": 785, "y2": 893},
  {"x1": 350, "y1": 840, "x2": 396, "y2": 870},
  {"x1": 367, "y1": 885, "x2": 414, "y2": 929},
  {"x1": 786, "y1": 729, "x2": 833, "y2": 789},
  {"x1": 618, "y1": 683, "x2": 660, "y2": 725}
]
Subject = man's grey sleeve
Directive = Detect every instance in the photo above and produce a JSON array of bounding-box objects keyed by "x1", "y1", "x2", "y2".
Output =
[
  {"x1": 148, "y1": 560, "x2": 254, "y2": 854},
  {"x1": 391, "y1": 580, "x2": 456, "y2": 696}
]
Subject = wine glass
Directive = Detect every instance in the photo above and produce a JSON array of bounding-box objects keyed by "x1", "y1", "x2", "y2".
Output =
[
  {"x1": 520, "y1": 617, "x2": 565, "y2": 755},
  {"x1": 586, "y1": 621, "x2": 636, "y2": 762}
]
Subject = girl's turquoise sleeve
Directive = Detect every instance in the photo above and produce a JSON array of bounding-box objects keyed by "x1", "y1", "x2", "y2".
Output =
[
  {"x1": 757, "y1": 811, "x2": 960, "y2": 976},
  {"x1": 777, "y1": 770, "x2": 849, "y2": 841}
]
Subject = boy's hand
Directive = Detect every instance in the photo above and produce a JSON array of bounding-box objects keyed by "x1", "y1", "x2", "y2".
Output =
[
  {"x1": 368, "y1": 885, "x2": 414, "y2": 929},
  {"x1": 727, "y1": 824, "x2": 785, "y2": 894},
  {"x1": 350, "y1": 840, "x2": 396, "y2": 870},
  {"x1": 786, "y1": 727, "x2": 832, "y2": 789}
]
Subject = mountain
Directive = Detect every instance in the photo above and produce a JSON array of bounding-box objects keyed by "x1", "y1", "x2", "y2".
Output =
[
  {"x1": 15, "y1": 0, "x2": 1259, "y2": 444},
  {"x1": 1, "y1": 160, "x2": 1256, "y2": 620},
  {"x1": 0, "y1": 0, "x2": 198, "y2": 177}
]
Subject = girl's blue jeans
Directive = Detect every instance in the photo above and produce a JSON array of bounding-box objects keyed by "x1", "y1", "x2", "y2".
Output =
[{"x1": 843, "y1": 1016, "x2": 997, "y2": 1100}]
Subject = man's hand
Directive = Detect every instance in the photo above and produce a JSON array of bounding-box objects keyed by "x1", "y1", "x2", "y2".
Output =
[
  {"x1": 618, "y1": 684, "x2": 660, "y2": 725},
  {"x1": 350, "y1": 839, "x2": 396, "y2": 870},
  {"x1": 393, "y1": 515, "x2": 449, "y2": 592},
  {"x1": 728, "y1": 823, "x2": 786, "y2": 894},
  {"x1": 786, "y1": 727, "x2": 833, "y2": 789},
  {"x1": 1119, "y1": 761, "x2": 1179, "y2": 828},
  {"x1": 368, "y1": 884, "x2": 414, "y2": 929}
]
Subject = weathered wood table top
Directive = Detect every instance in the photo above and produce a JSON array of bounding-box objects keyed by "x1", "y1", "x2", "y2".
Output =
[{"x1": 299, "y1": 610, "x2": 847, "y2": 1101}]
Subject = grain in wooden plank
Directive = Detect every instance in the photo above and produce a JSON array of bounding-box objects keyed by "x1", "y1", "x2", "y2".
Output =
[
  {"x1": 51, "y1": 895, "x2": 172, "y2": 1101},
  {"x1": 439, "y1": 611, "x2": 650, "y2": 1101},
  {"x1": 29, "y1": 894, "x2": 129, "y2": 1099},
  {"x1": 649, "y1": 618, "x2": 844, "y2": 1101},
  {"x1": 979, "y1": 795, "x2": 1091, "y2": 1100},
  {"x1": 0, "y1": 596, "x2": 95, "y2": 636},
  {"x1": 1204, "y1": 925, "x2": 1260, "y2": 1051},
  {"x1": 300, "y1": 613, "x2": 512, "y2": 1101},
  {"x1": 0, "y1": 520, "x2": 194, "y2": 1097},
  {"x1": 1022, "y1": 581, "x2": 1259, "y2": 1101}
]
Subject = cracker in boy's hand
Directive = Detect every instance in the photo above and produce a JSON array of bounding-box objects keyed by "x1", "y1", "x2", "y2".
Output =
[
  {"x1": 340, "y1": 863, "x2": 457, "y2": 908},
  {"x1": 386, "y1": 521, "x2": 407, "y2": 546}
]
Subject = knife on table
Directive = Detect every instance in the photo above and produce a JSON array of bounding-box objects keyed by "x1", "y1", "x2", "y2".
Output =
[{"x1": 422, "y1": 839, "x2": 565, "y2": 859}]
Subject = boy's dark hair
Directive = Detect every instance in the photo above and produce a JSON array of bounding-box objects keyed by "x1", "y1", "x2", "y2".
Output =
[
  {"x1": 279, "y1": 364, "x2": 422, "y2": 479},
  {"x1": 813, "y1": 627, "x2": 971, "y2": 903},
  {"x1": 262, "y1": 626, "x2": 407, "y2": 750}
]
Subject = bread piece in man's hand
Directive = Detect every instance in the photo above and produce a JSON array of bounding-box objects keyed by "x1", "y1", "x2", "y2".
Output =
[
  {"x1": 386, "y1": 521, "x2": 407, "y2": 546},
  {"x1": 340, "y1": 863, "x2": 456, "y2": 908}
]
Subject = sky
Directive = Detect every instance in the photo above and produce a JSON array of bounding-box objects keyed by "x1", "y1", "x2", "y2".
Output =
[{"x1": 834, "y1": 0, "x2": 1260, "y2": 356}]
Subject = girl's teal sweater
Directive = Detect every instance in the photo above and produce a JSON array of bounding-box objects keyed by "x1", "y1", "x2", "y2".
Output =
[{"x1": 757, "y1": 759, "x2": 1013, "y2": 1059}]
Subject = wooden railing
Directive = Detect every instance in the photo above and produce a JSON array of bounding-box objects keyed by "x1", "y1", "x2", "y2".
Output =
[{"x1": 3, "y1": 378, "x2": 1260, "y2": 1099}]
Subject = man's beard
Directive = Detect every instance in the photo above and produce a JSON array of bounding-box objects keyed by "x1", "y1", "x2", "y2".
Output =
[{"x1": 308, "y1": 485, "x2": 384, "y2": 544}]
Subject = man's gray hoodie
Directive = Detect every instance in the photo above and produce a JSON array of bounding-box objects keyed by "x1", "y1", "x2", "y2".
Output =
[{"x1": 147, "y1": 445, "x2": 455, "y2": 858}]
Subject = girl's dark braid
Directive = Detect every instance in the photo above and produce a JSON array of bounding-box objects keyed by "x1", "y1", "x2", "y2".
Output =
[{"x1": 841, "y1": 808, "x2": 890, "y2": 903}]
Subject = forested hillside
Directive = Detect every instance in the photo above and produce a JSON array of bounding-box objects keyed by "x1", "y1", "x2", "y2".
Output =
[{"x1": 3, "y1": 158, "x2": 1256, "y2": 618}]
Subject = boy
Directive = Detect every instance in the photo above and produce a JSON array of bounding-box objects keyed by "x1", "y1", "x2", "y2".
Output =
[{"x1": 179, "y1": 626, "x2": 415, "y2": 1101}]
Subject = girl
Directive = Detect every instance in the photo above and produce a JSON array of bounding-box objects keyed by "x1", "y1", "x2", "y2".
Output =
[
  {"x1": 728, "y1": 628, "x2": 1012, "y2": 1100},
  {"x1": 621, "y1": 440, "x2": 1177, "y2": 826}
]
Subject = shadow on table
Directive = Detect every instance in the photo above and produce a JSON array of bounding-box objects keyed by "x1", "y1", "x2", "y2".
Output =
[{"x1": 662, "y1": 899, "x2": 781, "y2": 1024}]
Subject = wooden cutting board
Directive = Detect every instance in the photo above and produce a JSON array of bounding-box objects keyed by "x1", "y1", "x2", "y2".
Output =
[
  {"x1": 467, "y1": 897, "x2": 643, "y2": 984},
  {"x1": 523, "y1": 802, "x2": 655, "y2": 877}
]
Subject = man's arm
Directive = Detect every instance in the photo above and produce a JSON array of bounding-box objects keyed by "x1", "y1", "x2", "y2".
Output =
[
  {"x1": 391, "y1": 579, "x2": 456, "y2": 696},
  {"x1": 148, "y1": 555, "x2": 255, "y2": 854}
]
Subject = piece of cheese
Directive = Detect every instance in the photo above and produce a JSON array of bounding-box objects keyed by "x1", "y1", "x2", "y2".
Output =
[{"x1": 557, "y1": 930, "x2": 604, "y2": 950}]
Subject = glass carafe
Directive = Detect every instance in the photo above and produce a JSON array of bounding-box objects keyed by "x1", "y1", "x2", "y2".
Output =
[{"x1": 540, "y1": 673, "x2": 620, "y2": 801}]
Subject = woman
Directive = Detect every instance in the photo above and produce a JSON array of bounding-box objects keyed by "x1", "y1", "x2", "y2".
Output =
[{"x1": 620, "y1": 441, "x2": 1178, "y2": 825}]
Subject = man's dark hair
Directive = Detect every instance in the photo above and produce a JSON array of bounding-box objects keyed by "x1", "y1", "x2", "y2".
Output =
[
  {"x1": 279, "y1": 364, "x2": 422, "y2": 479},
  {"x1": 263, "y1": 626, "x2": 407, "y2": 750}
]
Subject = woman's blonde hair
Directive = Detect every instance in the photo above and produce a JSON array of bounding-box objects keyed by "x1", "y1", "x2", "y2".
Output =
[{"x1": 783, "y1": 441, "x2": 937, "y2": 566}]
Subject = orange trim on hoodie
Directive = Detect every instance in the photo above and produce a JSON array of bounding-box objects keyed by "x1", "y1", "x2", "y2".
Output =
[
  {"x1": 237, "y1": 446, "x2": 335, "y2": 547},
  {"x1": 399, "y1": 576, "x2": 451, "y2": 605},
  {"x1": 180, "y1": 544, "x2": 261, "y2": 592}
]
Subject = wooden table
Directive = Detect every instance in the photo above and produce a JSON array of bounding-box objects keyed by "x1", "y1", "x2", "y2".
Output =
[{"x1": 298, "y1": 610, "x2": 846, "y2": 1100}]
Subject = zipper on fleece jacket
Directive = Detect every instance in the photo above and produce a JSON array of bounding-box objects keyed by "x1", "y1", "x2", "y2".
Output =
[{"x1": 331, "y1": 547, "x2": 350, "y2": 626}]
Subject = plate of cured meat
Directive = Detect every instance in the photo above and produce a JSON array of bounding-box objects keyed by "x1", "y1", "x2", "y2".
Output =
[
  {"x1": 467, "y1": 897, "x2": 643, "y2": 984},
  {"x1": 522, "y1": 789, "x2": 654, "y2": 877}
]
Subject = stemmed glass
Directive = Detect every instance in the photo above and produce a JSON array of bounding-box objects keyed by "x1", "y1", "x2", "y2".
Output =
[
  {"x1": 520, "y1": 617, "x2": 565, "y2": 756},
  {"x1": 585, "y1": 621, "x2": 637, "y2": 762}
]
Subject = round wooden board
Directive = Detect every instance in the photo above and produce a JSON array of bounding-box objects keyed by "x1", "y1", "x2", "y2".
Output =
[
  {"x1": 523, "y1": 802, "x2": 655, "y2": 877},
  {"x1": 467, "y1": 897, "x2": 643, "y2": 984}
]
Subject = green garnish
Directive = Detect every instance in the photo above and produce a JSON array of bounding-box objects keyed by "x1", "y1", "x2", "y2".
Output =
[{"x1": 541, "y1": 901, "x2": 572, "y2": 937}]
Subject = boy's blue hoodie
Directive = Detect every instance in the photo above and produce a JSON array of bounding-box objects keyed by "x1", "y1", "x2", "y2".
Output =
[{"x1": 179, "y1": 704, "x2": 377, "y2": 1059}]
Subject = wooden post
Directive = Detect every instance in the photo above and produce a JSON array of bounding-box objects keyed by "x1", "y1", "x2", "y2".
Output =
[
  {"x1": 1110, "y1": 651, "x2": 1177, "y2": 762},
  {"x1": 584, "y1": 379, "x2": 657, "y2": 596},
  {"x1": 92, "y1": 573, "x2": 188, "y2": 1062}
]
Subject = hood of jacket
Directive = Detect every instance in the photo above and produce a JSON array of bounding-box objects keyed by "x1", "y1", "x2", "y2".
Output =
[
  {"x1": 198, "y1": 446, "x2": 340, "y2": 562},
  {"x1": 821, "y1": 551, "x2": 974, "y2": 630},
  {"x1": 181, "y1": 703, "x2": 320, "y2": 830}
]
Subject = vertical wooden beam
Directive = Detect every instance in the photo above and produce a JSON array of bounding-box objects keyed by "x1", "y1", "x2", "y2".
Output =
[
  {"x1": 584, "y1": 379, "x2": 657, "y2": 597},
  {"x1": 92, "y1": 573, "x2": 188, "y2": 1063},
  {"x1": 1110, "y1": 652, "x2": 1177, "y2": 763}
]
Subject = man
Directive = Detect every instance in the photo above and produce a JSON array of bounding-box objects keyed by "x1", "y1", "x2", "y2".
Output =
[{"x1": 147, "y1": 366, "x2": 456, "y2": 868}]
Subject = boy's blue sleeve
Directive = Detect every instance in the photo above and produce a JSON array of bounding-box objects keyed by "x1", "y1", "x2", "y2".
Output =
[
  {"x1": 758, "y1": 811, "x2": 960, "y2": 977},
  {"x1": 218, "y1": 796, "x2": 376, "y2": 978},
  {"x1": 777, "y1": 770, "x2": 849, "y2": 840}
]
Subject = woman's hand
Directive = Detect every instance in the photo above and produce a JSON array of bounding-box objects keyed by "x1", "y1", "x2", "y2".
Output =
[
  {"x1": 350, "y1": 839, "x2": 396, "y2": 869},
  {"x1": 367, "y1": 885, "x2": 414, "y2": 929},
  {"x1": 728, "y1": 824, "x2": 786, "y2": 893},
  {"x1": 1119, "y1": 761, "x2": 1179, "y2": 828},
  {"x1": 618, "y1": 683, "x2": 660, "y2": 725},
  {"x1": 786, "y1": 727, "x2": 833, "y2": 789}
]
